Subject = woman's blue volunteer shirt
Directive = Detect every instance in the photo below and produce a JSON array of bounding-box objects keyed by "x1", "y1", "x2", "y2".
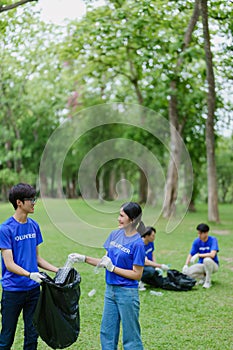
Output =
[
  {"x1": 0, "y1": 216, "x2": 43, "y2": 291},
  {"x1": 144, "y1": 241, "x2": 154, "y2": 261},
  {"x1": 104, "y1": 229, "x2": 145, "y2": 288},
  {"x1": 190, "y1": 236, "x2": 219, "y2": 265}
]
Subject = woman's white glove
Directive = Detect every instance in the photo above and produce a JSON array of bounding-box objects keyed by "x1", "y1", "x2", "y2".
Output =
[
  {"x1": 161, "y1": 264, "x2": 170, "y2": 271},
  {"x1": 190, "y1": 253, "x2": 199, "y2": 264},
  {"x1": 29, "y1": 272, "x2": 45, "y2": 283},
  {"x1": 68, "y1": 253, "x2": 86, "y2": 262},
  {"x1": 99, "y1": 256, "x2": 115, "y2": 272}
]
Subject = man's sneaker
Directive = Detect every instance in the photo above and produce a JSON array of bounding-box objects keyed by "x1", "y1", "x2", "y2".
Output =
[
  {"x1": 203, "y1": 281, "x2": 211, "y2": 289},
  {"x1": 138, "y1": 281, "x2": 146, "y2": 291}
]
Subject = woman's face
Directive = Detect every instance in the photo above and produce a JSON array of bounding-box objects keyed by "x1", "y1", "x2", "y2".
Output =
[{"x1": 118, "y1": 208, "x2": 132, "y2": 229}]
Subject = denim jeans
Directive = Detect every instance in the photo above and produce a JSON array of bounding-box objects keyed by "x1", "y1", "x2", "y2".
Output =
[
  {"x1": 0, "y1": 287, "x2": 40, "y2": 350},
  {"x1": 100, "y1": 284, "x2": 143, "y2": 350}
]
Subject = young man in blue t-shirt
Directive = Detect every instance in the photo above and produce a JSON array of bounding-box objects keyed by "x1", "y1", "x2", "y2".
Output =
[
  {"x1": 0, "y1": 183, "x2": 58, "y2": 349},
  {"x1": 140, "y1": 226, "x2": 169, "y2": 289},
  {"x1": 182, "y1": 223, "x2": 219, "y2": 289}
]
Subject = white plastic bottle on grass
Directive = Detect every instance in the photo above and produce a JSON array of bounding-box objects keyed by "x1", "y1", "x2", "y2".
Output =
[
  {"x1": 88, "y1": 289, "x2": 96, "y2": 297},
  {"x1": 150, "y1": 290, "x2": 163, "y2": 296}
]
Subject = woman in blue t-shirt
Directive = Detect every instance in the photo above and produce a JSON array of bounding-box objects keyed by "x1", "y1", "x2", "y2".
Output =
[{"x1": 70, "y1": 202, "x2": 146, "y2": 350}]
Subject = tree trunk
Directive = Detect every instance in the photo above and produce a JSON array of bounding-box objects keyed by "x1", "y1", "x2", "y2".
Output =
[
  {"x1": 200, "y1": 0, "x2": 219, "y2": 222},
  {"x1": 139, "y1": 168, "x2": 148, "y2": 204},
  {"x1": 98, "y1": 169, "x2": 105, "y2": 203},
  {"x1": 108, "y1": 169, "x2": 117, "y2": 200},
  {"x1": 162, "y1": 0, "x2": 200, "y2": 218},
  {"x1": 163, "y1": 86, "x2": 182, "y2": 217},
  {"x1": 66, "y1": 177, "x2": 77, "y2": 198},
  {"x1": 6, "y1": 105, "x2": 23, "y2": 173},
  {"x1": 39, "y1": 171, "x2": 48, "y2": 197}
]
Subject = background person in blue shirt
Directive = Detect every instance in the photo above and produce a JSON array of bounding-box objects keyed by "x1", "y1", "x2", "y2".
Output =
[
  {"x1": 140, "y1": 226, "x2": 169, "y2": 289},
  {"x1": 0, "y1": 183, "x2": 59, "y2": 350},
  {"x1": 70, "y1": 202, "x2": 146, "y2": 350},
  {"x1": 182, "y1": 223, "x2": 219, "y2": 289}
]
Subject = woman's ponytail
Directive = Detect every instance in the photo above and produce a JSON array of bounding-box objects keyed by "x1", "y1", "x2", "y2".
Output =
[{"x1": 137, "y1": 221, "x2": 146, "y2": 235}]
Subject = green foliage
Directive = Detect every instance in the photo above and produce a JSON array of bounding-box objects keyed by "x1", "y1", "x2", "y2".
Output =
[
  {"x1": 216, "y1": 136, "x2": 233, "y2": 203},
  {"x1": 0, "y1": 168, "x2": 36, "y2": 200},
  {"x1": 0, "y1": 168, "x2": 18, "y2": 186},
  {"x1": 0, "y1": 0, "x2": 232, "y2": 205},
  {"x1": 0, "y1": 7, "x2": 72, "y2": 195}
]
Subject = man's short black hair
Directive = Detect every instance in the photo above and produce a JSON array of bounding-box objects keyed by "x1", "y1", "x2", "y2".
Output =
[
  {"x1": 196, "y1": 223, "x2": 209, "y2": 233},
  {"x1": 141, "y1": 226, "x2": 156, "y2": 238},
  {"x1": 9, "y1": 183, "x2": 36, "y2": 210}
]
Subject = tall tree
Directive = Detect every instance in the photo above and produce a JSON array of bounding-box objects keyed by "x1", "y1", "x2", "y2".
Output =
[
  {"x1": 200, "y1": 0, "x2": 219, "y2": 222},
  {"x1": 162, "y1": 0, "x2": 200, "y2": 218},
  {"x1": 60, "y1": 0, "x2": 213, "y2": 208}
]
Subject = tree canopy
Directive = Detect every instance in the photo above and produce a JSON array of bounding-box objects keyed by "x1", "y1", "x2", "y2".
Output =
[{"x1": 0, "y1": 0, "x2": 232, "y2": 223}]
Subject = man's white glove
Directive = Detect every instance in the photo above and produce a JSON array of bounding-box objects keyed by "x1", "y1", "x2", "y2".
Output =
[
  {"x1": 190, "y1": 253, "x2": 199, "y2": 264},
  {"x1": 99, "y1": 256, "x2": 115, "y2": 272},
  {"x1": 68, "y1": 253, "x2": 86, "y2": 263},
  {"x1": 182, "y1": 265, "x2": 189, "y2": 274},
  {"x1": 29, "y1": 272, "x2": 45, "y2": 284},
  {"x1": 161, "y1": 264, "x2": 169, "y2": 271},
  {"x1": 155, "y1": 268, "x2": 163, "y2": 276}
]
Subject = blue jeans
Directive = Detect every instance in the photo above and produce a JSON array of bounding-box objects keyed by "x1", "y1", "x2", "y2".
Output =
[
  {"x1": 0, "y1": 287, "x2": 40, "y2": 350},
  {"x1": 100, "y1": 285, "x2": 143, "y2": 350}
]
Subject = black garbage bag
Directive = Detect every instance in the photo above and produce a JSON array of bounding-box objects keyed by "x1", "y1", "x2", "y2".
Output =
[
  {"x1": 162, "y1": 269, "x2": 196, "y2": 291},
  {"x1": 141, "y1": 269, "x2": 164, "y2": 288},
  {"x1": 33, "y1": 268, "x2": 81, "y2": 349}
]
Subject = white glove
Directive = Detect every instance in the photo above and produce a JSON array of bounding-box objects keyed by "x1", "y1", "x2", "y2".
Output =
[
  {"x1": 68, "y1": 253, "x2": 86, "y2": 263},
  {"x1": 29, "y1": 272, "x2": 45, "y2": 283},
  {"x1": 190, "y1": 253, "x2": 199, "y2": 264},
  {"x1": 182, "y1": 265, "x2": 189, "y2": 274},
  {"x1": 155, "y1": 268, "x2": 163, "y2": 276},
  {"x1": 161, "y1": 264, "x2": 169, "y2": 271},
  {"x1": 99, "y1": 256, "x2": 115, "y2": 272}
]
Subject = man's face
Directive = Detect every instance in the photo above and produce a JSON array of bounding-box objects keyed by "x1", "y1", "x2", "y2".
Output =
[
  {"x1": 17, "y1": 198, "x2": 36, "y2": 214},
  {"x1": 198, "y1": 230, "x2": 208, "y2": 242},
  {"x1": 148, "y1": 231, "x2": 155, "y2": 242}
]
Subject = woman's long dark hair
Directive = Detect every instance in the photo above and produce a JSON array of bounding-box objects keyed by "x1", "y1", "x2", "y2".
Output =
[{"x1": 121, "y1": 202, "x2": 146, "y2": 234}]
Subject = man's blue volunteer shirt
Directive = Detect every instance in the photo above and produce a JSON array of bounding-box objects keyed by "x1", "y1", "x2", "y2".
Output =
[
  {"x1": 144, "y1": 241, "x2": 154, "y2": 261},
  {"x1": 190, "y1": 236, "x2": 219, "y2": 265},
  {"x1": 0, "y1": 216, "x2": 43, "y2": 291}
]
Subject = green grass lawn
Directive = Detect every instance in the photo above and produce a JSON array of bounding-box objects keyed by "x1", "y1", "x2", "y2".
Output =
[{"x1": 0, "y1": 200, "x2": 233, "y2": 349}]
